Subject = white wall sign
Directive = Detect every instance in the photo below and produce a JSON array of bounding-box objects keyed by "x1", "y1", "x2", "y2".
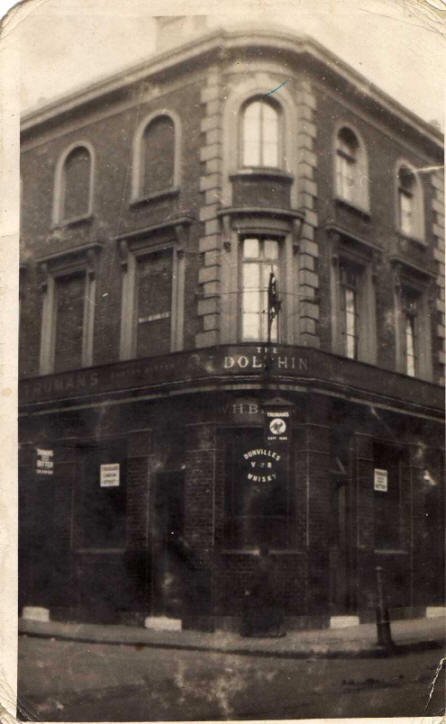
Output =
[
  {"x1": 374, "y1": 468, "x2": 388, "y2": 492},
  {"x1": 100, "y1": 463, "x2": 120, "y2": 488},
  {"x1": 36, "y1": 448, "x2": 54, "y2": 475}
]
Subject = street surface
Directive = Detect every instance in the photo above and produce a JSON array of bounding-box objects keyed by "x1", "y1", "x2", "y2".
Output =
[{"x1": 18, "y1": 635, "x2": 445, "y2": 720}]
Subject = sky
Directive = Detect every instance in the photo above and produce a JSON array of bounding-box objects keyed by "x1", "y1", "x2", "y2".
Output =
[{"x1": 1, "y1": 0, "x2": 445, "y2": 127}]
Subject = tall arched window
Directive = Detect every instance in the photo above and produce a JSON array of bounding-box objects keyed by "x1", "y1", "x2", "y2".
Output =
[
  {"x1": 335, "y1": 126, "x2": 369, "y2": 210},
  {"x1": 61, "y1": 145, "x2": 92, "y2": 221},
  {"x1": 397, "y1": 164, "x2": 424, "y2": 240},
  {"x1": 142, "y1": 115, "x2": 175, "y2": 197},
  {"x1": 241, "y1": 98, "x2": 280, "y2": 168}
]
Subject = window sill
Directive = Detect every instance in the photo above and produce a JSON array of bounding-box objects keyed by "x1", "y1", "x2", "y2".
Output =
[
  {"x1": 52, "y1": 213, "x2": 93, "y2": 229},
  {"x1": 130, "y1": 186, "x2": 180, "y2": 206},
  {"x1": 396, "y1": 230, "x2": 427, "y2": 248},
  {"x1": 220, "y1": 548, "x2": 304, "y2": 555},
  {"x1": 374, "y1": 549, "x2": 408, "y2": 555},
  {"x1": 231, "y1": 168, "x2": 294, "y2": 184},
  {"x1": 335, "y1": 196, "x2": 370, "y2": 219}
]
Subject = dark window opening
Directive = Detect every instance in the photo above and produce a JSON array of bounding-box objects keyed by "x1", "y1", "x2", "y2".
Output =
[
  {"x1": 223, "y1": 428, "x2": 294, "y2": 549},
  {"x1": 373, "y1": 442, "x2": 402, "y2": 550},
  {"x1": 62, "y1": 146, "x2": 91, "y2": 220},
  {"x1": 76, "y1": 443, "x2": 127, "y2": 550},
  {"x1": 143, "y1": 116, "x2": 175, "y2": 197}
]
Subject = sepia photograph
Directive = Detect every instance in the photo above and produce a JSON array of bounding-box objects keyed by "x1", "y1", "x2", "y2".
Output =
[{"x1": 5, "y1": 0, "x2": 446, "y2": 720}]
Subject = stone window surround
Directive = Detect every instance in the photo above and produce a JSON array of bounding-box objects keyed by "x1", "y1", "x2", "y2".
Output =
[
  {"x1": 333, "y1": 121, "x2": 370, "y2": 214},
  {"x1": 395, "y1": 158, "x2": 426, "y2": 245},
  {"x1": 116, "y1": 219, "x2": 189, "y2": 360},
  {"x1": 222, "y1": 76, "x2": 298, "y2": 208},
  {"x1": 37, "y1": 242, "x2": 101, "y2": 375},
  {"x1": 52, "y1": 140, "x2": 95, "y2": 227},
  {"x1": 130, "y1": 109, "x2": 182, "y2": 205},
  {"x1": 391, "y1": 258, "x2": 434, "y2": 382},
  {"x1": 328, "y1": 226, "x2": 378, "y2": 365},
  {"x1": 218, "y1": 209, "x2": 304, "y2": 346}
]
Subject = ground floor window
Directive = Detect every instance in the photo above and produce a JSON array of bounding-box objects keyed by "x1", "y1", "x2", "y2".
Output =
[
  {"x1": 223, "y1": 428, "x2": 294, "y2": 549},
  {"x1": 75, "y1": 442, "x2": 127, "y2": 549},
  {"x1": 373, "y1": 442, "x2": 402, "y2": 551}
]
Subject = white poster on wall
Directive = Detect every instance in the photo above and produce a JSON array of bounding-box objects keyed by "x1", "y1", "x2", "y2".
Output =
[
  {"x1": 100, "y1": 463, "x2": 120, "y2": 488},
  {"x1": 36, "y1": 448, "x2": 54, "y2": 476},
  {"x1": 374, "y1": 468, "x2": 388, "y2": 492}
]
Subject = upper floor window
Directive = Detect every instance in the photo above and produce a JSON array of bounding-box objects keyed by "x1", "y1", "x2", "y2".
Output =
[
  {"x1": 38, "y1": 244, "x2": 101, "y2": 375},
  {"x1": 339, "y1": 263, "x2": 359, "y2": 360},
  {"x1": 240, "y1": 236, "x2": 281, "y2": 342},
  {"x1": 402, "y1": 290, "x2": 418, "y2": 377},
  {"x1": 118, "y1": 234, "x2": 185, "y2": 360},
  {"x1": 330, "y1": 241, "x2": 377, "y2": 365},
  {"x1": 335, "y1": 126, "x2": 369, "y2": 211},
  {"x1": 241, "y1": 98, "x2": 280, "y2": 168},
  {"x1": 396, "y1": 163, "x2": 424, "y2": 241},
  {"x1": 132, "y1": 111, "x2": 180, "y2": 202},
  {"x1": 53, "y1": 143, "x2": 94, "y2": 225},
  {"x1": 393, "y1": 265, "x2": 433, "y2": 381}
]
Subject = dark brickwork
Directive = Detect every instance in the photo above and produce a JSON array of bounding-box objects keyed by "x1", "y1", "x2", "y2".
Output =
[{"x1": 18, "y1": 28, "x2": 444, "y2": 627}]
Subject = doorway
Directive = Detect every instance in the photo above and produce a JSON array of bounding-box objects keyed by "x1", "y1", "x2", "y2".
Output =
[
  {"x1": 329, "y1": 477, "x2": 351, "y2": 613},
  {"x1": 150, "y1": 470, "x2": 186, "y2": 617}
]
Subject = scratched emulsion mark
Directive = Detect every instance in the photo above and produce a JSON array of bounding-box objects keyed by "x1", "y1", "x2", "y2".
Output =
[
  {"x1": 424, "y1": 655, "x2": 446, "y2": 714},
  {"x1": 264, "y1": 80, "x2": 288, "y2": 97}
]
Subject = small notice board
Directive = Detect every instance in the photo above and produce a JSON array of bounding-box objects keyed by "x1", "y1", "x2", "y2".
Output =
[
  {"x1": 36, "y1": 448, "x2": 54, "y2": 475},
  {"x1": 100, "y1": 463, "x2": 120, "y2": 488},
  {"x1": 374, "y1": 468, "x2": 388, "y2": 492}
]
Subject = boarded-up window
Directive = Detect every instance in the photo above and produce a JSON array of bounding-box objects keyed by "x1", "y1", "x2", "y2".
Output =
[
  {"x1": 63, "y1": 146, "x2": 91, "y2": 220},
  {"x1": 54, "y1": 272, "x2": 86, "y2": 372},
  {"x1": 135, "y1": 249, "x2": 173, "y2": 358},
  {"x1": 143, "y1": 116, "x2": 175, "y2": 197}
]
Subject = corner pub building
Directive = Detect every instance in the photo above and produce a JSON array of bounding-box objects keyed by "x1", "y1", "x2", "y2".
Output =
[{"x1": 19, "y1": 18, "x2": 445, "y2": 632}]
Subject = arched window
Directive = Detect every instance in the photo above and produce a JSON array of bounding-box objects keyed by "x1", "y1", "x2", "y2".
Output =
[
  {"x1": 142, "y1": 115, "x2": 175, "y2": 198},
  {"x1": 241, "y1": 98, "x2": 280, "y2": 168},
  {"x1": 61, "y1": 146, "x2": 92, "y2": 221},
  {"x1": 335, "y1": 126, "x2": 368, "y2": 210},
  {"x1": 397, "y1": 164, "x2": 424, "y2": 240}
]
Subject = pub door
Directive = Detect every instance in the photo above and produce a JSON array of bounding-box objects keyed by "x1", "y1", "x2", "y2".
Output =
[
  {"x1": 150, "y1": 470, "x2": 186, "y2": 617},
  {"x1": 329, "y1": 478, "x2": 351, "y2": 613}
]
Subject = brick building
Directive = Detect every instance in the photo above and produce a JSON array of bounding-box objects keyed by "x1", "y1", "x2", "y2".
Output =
[{"x1": 19, "y1": 20, "x2": 445, "y2": 631}]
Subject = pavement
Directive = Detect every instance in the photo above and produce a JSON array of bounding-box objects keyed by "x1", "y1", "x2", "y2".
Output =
[{"x1": 18, "y1": 613, "x2": 446, "y2": 659}]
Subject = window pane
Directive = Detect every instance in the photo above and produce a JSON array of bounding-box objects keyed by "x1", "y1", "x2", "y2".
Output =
[
  {"x1": 400, "y1": 192, "x2": 413, "y2": 235},
  {"x1": 242, "y1": 312, "x2": 260, "y2": 341},
  {"x1": 243, "y1": 102, "x2": 261, "y2": 166},
  {"x1": 143, "y1": 116, "x2": 175, "y2": 197},
  {"x1": 243, "y1": 100, "x2": 279, "y2": 168},
  {"x1": 337, "y1": 155, "x2": 355, "y2": 202},
  {"x1": 136, "y1": 250, "x2": 172, "y2": 358},
  {"x1": 405, "y1": 315, "x2": 416, "y2": 376},
  {"x1": 262, "y1": 103, "x2": 279, "y2": 166},
  {"x1": 54, "y1": 272, "x2": 85, "y2": 372},
  {"x1": 343, "y1": 285, "x2": 357, "y2": 360},
  {"x1": 264, "y1": 240, "x2": 279, "y2": 259},
  {"x1": 63, "y1": 147, "x2": 91, "y2": 220},
  {"x1": 243, "y1": 261, "x2": 260, "y2": 289},
  {"x1": 243, "y1": 238, "x2": 260, "y2": 258}
]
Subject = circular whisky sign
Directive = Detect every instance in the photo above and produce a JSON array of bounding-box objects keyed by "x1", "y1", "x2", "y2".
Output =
[{"x1": 269, "y1": 417, "x2": 287, "y2": 436}]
